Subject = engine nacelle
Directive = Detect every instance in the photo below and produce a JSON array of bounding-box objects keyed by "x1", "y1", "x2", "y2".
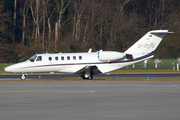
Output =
[{"x1": 98, "y1": 51, "x2": 125, "y2": 62}]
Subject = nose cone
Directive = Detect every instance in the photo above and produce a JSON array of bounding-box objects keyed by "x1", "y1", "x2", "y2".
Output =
[
  {"x1": 4, "y1": 66, "x2": 14, "y2": 73},
  {"x1": 5, "y1": 62, "x2": 28, "y2": 73},
  {"x1": 4, "y1": 63, "x2": 20, "y2": 73}
]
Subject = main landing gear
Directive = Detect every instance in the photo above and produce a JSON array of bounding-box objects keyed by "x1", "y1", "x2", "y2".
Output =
[{"x1": 81, "y1": 74, "x2": 93, "y2": 80}]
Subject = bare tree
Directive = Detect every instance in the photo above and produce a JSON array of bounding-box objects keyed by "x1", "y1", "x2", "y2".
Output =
[
  {"x1": 55, "y1": 0, "x2": 69, "y2": 41},
  {"x1": 13, "y1": 0, "x2": 17, "y2": 45},
  {"x1": 42, "y1": 0, "x2": 45, "y2": 49},
  {"x1": 22, "y1": 0, "x2": 29, "y2": 46},
  {"x1": 30, "y1": 0, "x2": 40, "y2": 42},
  {"x1": 73, "y1": 0, "x2": 87, "y2": 41},
  {"x1": 83, "y1": 20, "x2": 89, "y2": 44},
  {"x1": 45, "y1": 0, "x2": 55, "y2": 50},
  {"x1": 109, "y1": 0, "x2": 131, "y2": 49},
  {"x1": 55, "y1": 22, "x2": 58, "y2": 50}
]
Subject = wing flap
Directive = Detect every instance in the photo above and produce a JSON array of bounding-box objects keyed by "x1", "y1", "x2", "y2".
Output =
[{"x1": 75, "y1": 65, "x2": 101, "y2": 75}]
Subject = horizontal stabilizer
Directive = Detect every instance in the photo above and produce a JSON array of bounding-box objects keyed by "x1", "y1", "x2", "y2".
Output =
[{"x1": 150, "y1": 31, "x2": 174, "y2": 34}]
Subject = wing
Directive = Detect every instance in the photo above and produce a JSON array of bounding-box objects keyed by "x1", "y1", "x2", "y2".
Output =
[{"x1": 75, "y1": 65, "x2": 101, "y2": 75}]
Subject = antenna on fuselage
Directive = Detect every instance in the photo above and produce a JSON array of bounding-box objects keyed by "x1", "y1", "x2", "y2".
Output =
[{"x1": 88, "y1": 48, "x2": 92, "y2": 53}]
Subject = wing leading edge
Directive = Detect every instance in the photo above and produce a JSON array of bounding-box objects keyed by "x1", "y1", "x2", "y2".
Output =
[
  {"x1": 75, "y1": 65, "x2": 101, "y2": 79},
  {"x1": 75, "y1": 65, "x2": 101, "y2": 75}
]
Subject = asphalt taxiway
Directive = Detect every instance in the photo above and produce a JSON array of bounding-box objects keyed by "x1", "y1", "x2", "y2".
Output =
[
  {"x1": 0, "y1": 73, "x2": 180, "y2": 80},
  {"x1": 0, "y1": 81, "x2": 180, "y2": 120}
]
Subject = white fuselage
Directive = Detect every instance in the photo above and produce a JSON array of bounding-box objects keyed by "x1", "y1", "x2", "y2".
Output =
[{"x1": 4, "y1": 51, "x2": 153, "y2": 74}]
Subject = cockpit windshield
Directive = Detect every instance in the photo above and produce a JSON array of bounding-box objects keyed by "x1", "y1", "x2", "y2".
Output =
[{"x1": 28, "y1": 55, "x2": 37, "y2": 62}]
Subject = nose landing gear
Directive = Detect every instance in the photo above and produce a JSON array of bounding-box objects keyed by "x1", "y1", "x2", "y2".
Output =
[{"x1": 20, "y1": 74, "x2": 26, "y2": 80}]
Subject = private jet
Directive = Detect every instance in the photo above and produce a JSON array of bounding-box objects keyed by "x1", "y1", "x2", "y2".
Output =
[{"x1": 5, "y1": 30, "x2": 173, "y2": 80}]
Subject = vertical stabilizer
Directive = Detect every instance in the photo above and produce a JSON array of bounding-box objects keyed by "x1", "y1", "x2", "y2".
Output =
[{"x1": 125, "y1": 30, "x2": 169, "y2": 54}]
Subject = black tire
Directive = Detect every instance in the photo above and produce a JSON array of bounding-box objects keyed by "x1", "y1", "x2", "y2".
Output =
[
  {"x1": 81, "y1": 75, "x2": 86, "y2": 79},
  {"x1": 81, "y1": 74, "x2": 93, "y2": 80},
  {"x1": 88, "y1": 75, "x2": 93, "y2": 80},
  {"x1": 20, "y1": 74, "x2": 26, "y2": 80}
]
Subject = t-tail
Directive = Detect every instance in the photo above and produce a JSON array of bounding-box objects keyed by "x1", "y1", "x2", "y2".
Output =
[{"x1": 125, "y1": 30, "x2": 173, "y2": 59}]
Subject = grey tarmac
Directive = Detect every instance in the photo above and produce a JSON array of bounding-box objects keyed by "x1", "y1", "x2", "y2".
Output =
[
  {"x1": 0, "y1": 73, "x2": 180, "y2": 80},
  {"x1": 0, "y1": 81, "x2": 180, "y2": 120}
]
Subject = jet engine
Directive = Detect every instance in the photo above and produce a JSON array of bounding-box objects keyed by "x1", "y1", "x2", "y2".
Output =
[
  {"x1": 98, "y1": 51, "x2": 125, "y2": 62},
  {"x1": 98, "y1": 51, "x2": 133, "y2": 62}
]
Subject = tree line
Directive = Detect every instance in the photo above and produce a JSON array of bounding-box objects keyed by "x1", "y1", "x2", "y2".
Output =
[{"x1": 0, "y1": 0, "x2": 180, "y2": 62}]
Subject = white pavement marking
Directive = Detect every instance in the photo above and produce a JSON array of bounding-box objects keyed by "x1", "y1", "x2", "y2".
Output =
[{"x1": 0, "y1": 90, "x2": 96, "y2": 93}]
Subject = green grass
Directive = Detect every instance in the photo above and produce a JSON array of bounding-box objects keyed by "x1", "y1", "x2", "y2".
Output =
[
  {"x1": 111, "y1": 58, "x2": 180, "y2": 74},
  {"x1": 0, "y1": 63, "x2": 14, "y2": 74},
  {"x1": 109, "y1": 68, "x2": 179, "y2": 74},
  {"x1": 128, "y1": 58, "x2": 179, "y2": 68}
]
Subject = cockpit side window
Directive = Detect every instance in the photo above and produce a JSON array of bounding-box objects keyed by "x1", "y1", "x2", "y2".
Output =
[
  {"x1": 36, "y1": 56, "x2": 42, "y2": 61},
  {"x1": 29, "y1": 55, "x2": 37, "y2": 62}
]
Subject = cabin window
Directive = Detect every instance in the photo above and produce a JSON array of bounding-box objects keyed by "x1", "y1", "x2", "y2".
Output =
[
  {"x1": 79, "y1": 56, "x2": 82, "y2": 60},
  {"x1": 55, "y1": 57, "x2": 58, "y2": 61},
  {"x1": 61, "y1": 56, "x2": 64, "y2": 60},
  {"x1": 67, "y1": 56, "x2": 70, "y2": 60},
  {"x1": 73, "y1": 56, "x2": 76, "y2": 60},
  {"x1": 36, "y1": 56, "x2": 42, "y2": 61},
  {"x1": 49, "y1": 57, "x2": 52, "y2": 61}
]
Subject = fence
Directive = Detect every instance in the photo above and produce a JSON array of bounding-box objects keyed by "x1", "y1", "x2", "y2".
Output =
[{"x1": 128, "y1": 59, "x2": 180, "y2": 70}]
